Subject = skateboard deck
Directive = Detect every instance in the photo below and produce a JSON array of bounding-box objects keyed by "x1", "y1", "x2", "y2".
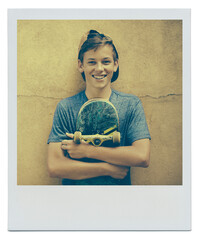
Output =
[{"x1": 74, "y1": 98, "x2": 120, "y2": 147}]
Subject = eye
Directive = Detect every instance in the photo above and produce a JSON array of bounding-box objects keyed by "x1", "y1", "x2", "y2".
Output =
[
  {"x1": 88, "y1": 61, "x2": 96, "y2": 65},
  {"x1": 102, "y1": 60, "x2": 111, "y2": 65}
]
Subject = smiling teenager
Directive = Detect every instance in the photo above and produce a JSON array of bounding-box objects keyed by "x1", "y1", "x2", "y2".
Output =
[
  {"x1": 78, "y1": 44, "x2": 118, "y2": 99},
  {"x1": 47, "y1": 30, "x2": 151, "y2": 185}
]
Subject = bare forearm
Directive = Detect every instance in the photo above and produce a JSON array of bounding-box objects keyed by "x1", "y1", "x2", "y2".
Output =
[
  {"x1": 86, "y1": 144, "x2": 150, "y2": 167},
  {"x1": 61, "y1": 138, "x2": 150, "y2": 168},
  {"x1": 48, "y1": 156, "x2": 108, "y2": 180}
]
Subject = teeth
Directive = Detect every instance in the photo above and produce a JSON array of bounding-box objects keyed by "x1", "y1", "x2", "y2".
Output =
[{"x1": 93, "y1": 75, "x2": 106, "y2": 79}]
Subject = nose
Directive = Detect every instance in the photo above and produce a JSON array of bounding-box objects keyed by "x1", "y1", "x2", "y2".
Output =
[{"x1": 95, "y1": 62, "x2": 104, "y2": 72}]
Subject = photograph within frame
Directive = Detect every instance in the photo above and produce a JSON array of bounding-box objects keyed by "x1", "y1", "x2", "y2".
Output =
[{"x1": 8, "y1": 8, "x2": 191, "y2": 230}]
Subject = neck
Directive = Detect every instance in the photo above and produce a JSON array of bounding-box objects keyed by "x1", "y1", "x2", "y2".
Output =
[{"x1": 85, "y1": 87, "x2": 112, "y2": 100}]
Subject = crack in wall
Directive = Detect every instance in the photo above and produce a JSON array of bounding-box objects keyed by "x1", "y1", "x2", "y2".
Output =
[
  {"x1": 139, "y1": 93, "x2": 182, "y2": 99},
  {"x1": 17, "y1": 93, "x2": 182, "y2": 100},
  {"x1": 17, "y1": 94, "x2": 62, "y2": 100}
]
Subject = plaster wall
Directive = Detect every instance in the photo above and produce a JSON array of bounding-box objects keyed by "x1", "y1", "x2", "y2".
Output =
[{"x1": 17, "y1": 20, "x2": 182, "y2": 185}]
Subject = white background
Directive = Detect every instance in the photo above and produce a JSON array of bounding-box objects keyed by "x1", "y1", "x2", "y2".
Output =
[{"x1": 0, "y1": 0, "x2": 198, "y2": 239}]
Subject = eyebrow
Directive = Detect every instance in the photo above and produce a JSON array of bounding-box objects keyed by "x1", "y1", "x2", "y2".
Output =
[{"x1": 87, "y1": 57, "x2": 112, "y2": 60}]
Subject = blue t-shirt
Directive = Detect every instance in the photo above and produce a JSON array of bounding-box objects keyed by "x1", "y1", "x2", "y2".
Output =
[{"x1": 47, "y1": 89, "x2": 151, "y2": 185}]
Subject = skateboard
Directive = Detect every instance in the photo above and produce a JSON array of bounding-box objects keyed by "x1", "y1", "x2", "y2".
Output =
[{"x1": 74, "y1": 98, "x2": 120, "y2": 147}]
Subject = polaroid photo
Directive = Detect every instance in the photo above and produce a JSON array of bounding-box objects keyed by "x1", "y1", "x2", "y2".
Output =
[{"x1": 8, "y1": 8, "x2": 191, "y2": 230}]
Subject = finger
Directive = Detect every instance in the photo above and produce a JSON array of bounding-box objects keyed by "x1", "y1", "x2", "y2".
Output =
[
  {"x1": 62, "y1": 140, "x2": 73, "y2": 145},
  {"x1": 62, "y1": 140, "x2": 67, "y2": 145},
  {"x1": 66, "y1": 133, "x2": 74, "y2": 139},
  {"x1": 81, "y1": 139, "x2": 89, "y2": 144},
  {"x1": 61, "y1": 144, "x2": 69, "y2": 150}
]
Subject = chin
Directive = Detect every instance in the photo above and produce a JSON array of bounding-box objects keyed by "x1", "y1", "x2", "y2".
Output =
[{"x1": 96, "y1": 80, "x2": 110, "y2": 86}]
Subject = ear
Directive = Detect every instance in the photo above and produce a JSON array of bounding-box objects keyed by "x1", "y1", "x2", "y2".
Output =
[
  {"x1": 114, "y1": 59, "x2": 119, "y2": 72},
  {"x1": 78, "y1": 59, "x2": 84, "y2": 73}
]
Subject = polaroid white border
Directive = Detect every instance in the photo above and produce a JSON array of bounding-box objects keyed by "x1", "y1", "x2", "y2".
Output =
[{"x1": 8, "y1": 8, "x2": 191, "y2": 231}]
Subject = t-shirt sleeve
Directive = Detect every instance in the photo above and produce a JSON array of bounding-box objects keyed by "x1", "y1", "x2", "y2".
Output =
[
  {"x1": 126, "y1": 99, "x2": 151, "y2": 145},
  {"x1": 47, "y1": 102, "x2": 71, "y2": 144}
]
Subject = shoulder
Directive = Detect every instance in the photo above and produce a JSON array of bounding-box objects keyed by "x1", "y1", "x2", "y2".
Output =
[
  {"x1": 57, "y1": 91, "x2": 86, "y2": 110},
  {"x1": 111, "y1": 89, "x2": 141, "y2": 106}
]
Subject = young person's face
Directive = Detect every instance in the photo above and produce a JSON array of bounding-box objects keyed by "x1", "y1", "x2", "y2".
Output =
[{"x1": 78, "y1": 45, "x2": 118, "y2": 91}]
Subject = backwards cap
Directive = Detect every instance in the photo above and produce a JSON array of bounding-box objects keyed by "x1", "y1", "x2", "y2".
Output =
[
  {"x1": 78, "y1": 31, "x2": 90, "y2": 53},
  {"x1": 78, "y1": 30, "x2": 114, "y2": 55}
]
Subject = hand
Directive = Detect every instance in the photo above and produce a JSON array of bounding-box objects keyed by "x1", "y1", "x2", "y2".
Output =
[
  {"x1": 61, "y1": 133, "x2": 91, "y2": 159},
  {"x1": 106, "y1": 163, "x2": 129, "y2": 179}
]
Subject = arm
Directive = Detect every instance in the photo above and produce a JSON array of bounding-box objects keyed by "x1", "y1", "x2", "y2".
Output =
[
  {"x1": 47, "y1": 142, "x2": 129, "y2": 180},
  {"x1": 62, "y1": 134, "x2": 150, "y2": 168},
  {"x1": 87, "y1": 139, "x2": 150, "y2": 167}
]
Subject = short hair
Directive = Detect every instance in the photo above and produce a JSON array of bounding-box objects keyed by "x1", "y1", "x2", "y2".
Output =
[{"x1": 78, "y1": 30, "x2": 119, "y2": 82}]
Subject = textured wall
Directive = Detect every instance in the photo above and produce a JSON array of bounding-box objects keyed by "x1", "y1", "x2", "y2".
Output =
[{"x1": 17, "y1": 20, "x2": 182, "y2": 185}]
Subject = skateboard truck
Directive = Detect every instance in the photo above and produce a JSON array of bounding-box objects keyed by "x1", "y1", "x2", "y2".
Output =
[{"x1": 74, "y1": 130, "x2": 120, "y2": 147}]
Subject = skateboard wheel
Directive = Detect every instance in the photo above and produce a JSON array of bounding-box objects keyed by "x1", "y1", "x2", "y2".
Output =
[
  {"x1": 74, "y1": 131, "x2": 82, "y2": 144},
  {"x1": 113, "y1": 132, "x2": 120, "y2": 145}
]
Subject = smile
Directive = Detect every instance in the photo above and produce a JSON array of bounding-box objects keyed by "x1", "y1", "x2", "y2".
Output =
[{"x1": 92, "y1": 75, "x2": 107, "y2": 80}]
